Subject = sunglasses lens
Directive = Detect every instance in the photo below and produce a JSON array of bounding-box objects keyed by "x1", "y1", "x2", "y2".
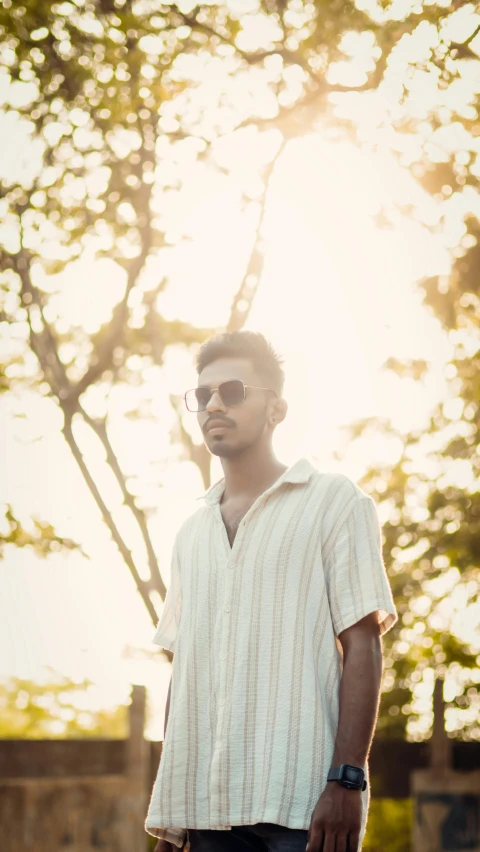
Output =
[
  {"x1": 220, "y1": 380, "x2": 244, "y2": 406},
  {"x1": 194, "y1": 388, "x2": 212, "y2": 411},
  {"x1": 185, "y1": 388, "x2": 208, "y2": 411}
]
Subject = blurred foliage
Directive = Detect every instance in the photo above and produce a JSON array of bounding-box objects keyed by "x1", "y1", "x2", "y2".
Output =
[
  {"x1": 363, "y1": 799, "x2": 413, "y2": 852},
  {"x1": 0, "y1": 671, "x2": 127, "y2": 738},
  {"x1": 345, "y1": 111, "x2": 480, "y2": 740},
  {"x1": 0, "y1": 503, "x2": 83, "y2": 559}
]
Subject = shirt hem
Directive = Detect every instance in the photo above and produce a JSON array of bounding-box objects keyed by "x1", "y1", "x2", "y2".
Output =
[
  {"x1": 151, "y1": 631, "x2": 176, "y2": 651},
  {"x1": 145, "y1": 810, "x2": 367, "y2": 832},
  {"x1": 145, "y1": 822, "x2": 187, "y2": 846}
]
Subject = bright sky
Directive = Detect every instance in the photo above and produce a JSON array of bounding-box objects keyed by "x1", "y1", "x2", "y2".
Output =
[{"x1": 1, "y1": 4, "x2": 479, "y2": 740}]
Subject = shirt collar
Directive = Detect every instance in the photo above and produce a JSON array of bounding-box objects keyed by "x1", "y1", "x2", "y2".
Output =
[{"x1": 197, "y1": 458, "x2": 316, "y2": 507}]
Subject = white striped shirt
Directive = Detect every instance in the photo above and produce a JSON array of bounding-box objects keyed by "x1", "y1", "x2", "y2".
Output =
[{"x1": 145, "y1": 459, "x2": 397, "y2": 848}]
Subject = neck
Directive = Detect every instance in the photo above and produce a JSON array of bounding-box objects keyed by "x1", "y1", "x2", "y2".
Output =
[{"x1": 220, "y1": 444, "x2": 288, "y2": 501}]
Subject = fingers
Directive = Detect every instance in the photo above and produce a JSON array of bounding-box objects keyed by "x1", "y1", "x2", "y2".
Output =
[
  {"x1": 348, "y1": 832, "x2": 360, "y2": 852},
  {"x1": 307, "y1": 825, "x2": 362, "y2": 852},
  {"x1": 306, "y1": 828, "x2": 324, "y2": 851}
]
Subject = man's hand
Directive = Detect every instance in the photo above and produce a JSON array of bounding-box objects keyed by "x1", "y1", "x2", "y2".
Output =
[{"x1": 306, "y1": 784, "x2": 362, "y2": 852}]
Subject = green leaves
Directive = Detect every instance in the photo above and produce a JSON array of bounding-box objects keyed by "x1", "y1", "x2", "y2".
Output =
[{"x1": 0, "y1": 505, "x2": 83, "y2": 560}]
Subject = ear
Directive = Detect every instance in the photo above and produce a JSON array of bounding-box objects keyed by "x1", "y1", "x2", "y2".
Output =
[{"x1": 270, "y1": 398, "x2": 288, "y2": 427}]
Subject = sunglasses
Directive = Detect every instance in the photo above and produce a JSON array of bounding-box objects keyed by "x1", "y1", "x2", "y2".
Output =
[{"x1": 184, "y1": 379, "x2": 277, "y2": 412}]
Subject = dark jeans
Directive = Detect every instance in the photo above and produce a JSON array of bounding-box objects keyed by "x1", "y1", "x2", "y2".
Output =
[{"x1": 187, "y1": 823, "x2": 309, "y2": 851}]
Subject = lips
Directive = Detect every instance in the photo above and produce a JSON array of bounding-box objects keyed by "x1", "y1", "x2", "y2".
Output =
[{"x1": 206, "y1": 420, "x2": 231, "y2": 432}]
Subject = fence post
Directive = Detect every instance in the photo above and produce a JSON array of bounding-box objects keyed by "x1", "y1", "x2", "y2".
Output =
[
  {"x1": 126, "y1": 684, "x2": 148, "y2": 781},
  {"x1": 430, "y1": 677, "x2": 452, "y2": 771},
  {"x1": 126, "y1": 684, "x2": 149, "y2": 851}
]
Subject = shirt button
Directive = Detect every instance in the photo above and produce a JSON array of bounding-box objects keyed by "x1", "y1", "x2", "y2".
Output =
[
  {"x1": 224, "y1": 606, "x2": 230, "y2": 613},
  {"x1": 228, "y1": 562, "x2": 234, "y2": 568},
  {"x1": 221, "y1": 652, "x2": 227, "y2": 660}
]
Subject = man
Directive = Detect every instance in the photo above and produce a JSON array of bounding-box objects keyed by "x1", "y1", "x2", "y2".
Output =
[{"x1": 145, "y1": 331, "x2": 397, "y2": 852}]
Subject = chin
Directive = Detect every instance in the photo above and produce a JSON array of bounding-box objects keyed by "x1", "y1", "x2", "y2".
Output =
[
  {"x1": 208, "y1": 443, "x2": 236, "y2": 459},
  {"x1": 207, "y1": 436, "x2": 242, "y2": 459}
]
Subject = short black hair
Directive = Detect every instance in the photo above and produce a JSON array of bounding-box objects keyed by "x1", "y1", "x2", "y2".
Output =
[{"x1": 196, "y1": 331, "x2": 285, "y2": 396}]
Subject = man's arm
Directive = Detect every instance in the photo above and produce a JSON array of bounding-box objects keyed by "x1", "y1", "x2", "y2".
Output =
[
  {"x1": 333, "y1": 611, "x2": 383, "y2": 766},
  {"x1": 307, "y1": 612, "x2": 383, "y2": 852}
]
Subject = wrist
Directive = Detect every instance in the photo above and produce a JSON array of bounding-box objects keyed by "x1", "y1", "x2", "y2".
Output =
[
  {"x1": 332, "y1": 750, "x2": 367, "y2": 766},
  {"x1": 325, "y1": 783, "x2": 362, "y2": 796}
]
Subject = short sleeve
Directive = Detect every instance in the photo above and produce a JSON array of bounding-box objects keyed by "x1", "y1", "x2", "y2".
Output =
[
  {"x1": 325, "y1": 495, "x2": 397, "y2": 637},
  {"x1": 152, "y1": 538, "x2": 182, "y2": 652}
]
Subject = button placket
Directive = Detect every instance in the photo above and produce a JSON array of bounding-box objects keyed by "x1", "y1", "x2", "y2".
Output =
[
  {"x1": 211, "y1": 499, "x2": 262, "y2": 826},
  {"x1": 209, "y1": 484, "x2": 285, "y2": 825},
  {"x1": 217, "y1": 514, "x2": 246, "y2": 722}
]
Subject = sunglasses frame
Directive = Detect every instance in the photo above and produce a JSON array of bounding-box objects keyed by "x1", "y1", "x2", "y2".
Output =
[{"x1": 184, "y1": 380, "x2": 277, "y2": 412}]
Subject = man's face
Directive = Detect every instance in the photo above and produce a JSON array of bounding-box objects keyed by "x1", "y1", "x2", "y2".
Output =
[{"x1": 196, "y1": 357, "x2": 279, "y2": 459}]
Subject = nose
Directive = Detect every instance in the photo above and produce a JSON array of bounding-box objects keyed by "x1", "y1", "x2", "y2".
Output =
[{"x1": 205, "y1": 389, "x2": 226, "y2": 413}]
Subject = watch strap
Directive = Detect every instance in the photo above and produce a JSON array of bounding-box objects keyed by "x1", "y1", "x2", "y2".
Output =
[{"x1": 327, "y1": 767, "x2": 342, "y2": 782}]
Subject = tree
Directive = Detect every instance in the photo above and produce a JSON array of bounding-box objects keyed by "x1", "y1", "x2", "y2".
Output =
[
  {"x1": 340, "y1": 14, "x2": 480, "y2": 739},
  {"x1": 355, "y1": 246, "x2": 480, "y2": 743},
  {"x1": 341, "y1": 403, "x2": 480, "y2": 741},
  {"x1": 0, "y1": 0, "x2": 288, "y2": 628},
  {"x1": 1, "y1": 0, "x2": 479, "y2": 652}
]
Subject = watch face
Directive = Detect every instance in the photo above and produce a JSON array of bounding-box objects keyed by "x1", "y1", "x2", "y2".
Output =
[{"x1": 343, "y1": 766, "x2": 363, "y2": 785}]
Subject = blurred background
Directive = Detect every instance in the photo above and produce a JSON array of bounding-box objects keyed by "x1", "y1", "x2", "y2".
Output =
[{"x1": 0, "y1": 0, "x2": 479, "y2": 850}]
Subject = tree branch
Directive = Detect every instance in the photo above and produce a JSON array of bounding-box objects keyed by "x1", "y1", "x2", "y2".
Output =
[
  {"x1": 235, "y1": 47, "x2": 389, "y2": 136},
  {"x1": 170, "y1": 394, "x2": 212, "y2": 490},
  {"x1": 10, "y1": 251, "x2": 167, "y2": 624},
  {"x1": 14, "y1": 250, "x2": 72, "y2": 403},
  {"x1": 449, "y1": 23, "x2": 480, "y2": 58},
  {"x1": 62, "y1": 414, "x2": 160, "y2": 626},
  {"x1": 70, "y1": 183, "x2": 154, "y2": 403},
  {"x1": 176, "y1": 8, "x2": 317, "y2": 81},
  {"x1": 78, "y1": 405, "x2": 167, "y2": 600},
  {"x1": 228, "y1": 138, "x2": 286, "y2": 332}
]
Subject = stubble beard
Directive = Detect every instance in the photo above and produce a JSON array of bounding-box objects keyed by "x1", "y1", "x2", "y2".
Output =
[
  {"x1": 206, "y1": 418, "x2": 268, "y2": 459},
  {"x1": 207, "y1": 434, "x2": 244, "y2": 459}
]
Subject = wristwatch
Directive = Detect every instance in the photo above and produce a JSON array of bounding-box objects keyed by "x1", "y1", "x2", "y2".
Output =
[{"x1": 327, "y1": 764, "x2": 367, "y2": 791}]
